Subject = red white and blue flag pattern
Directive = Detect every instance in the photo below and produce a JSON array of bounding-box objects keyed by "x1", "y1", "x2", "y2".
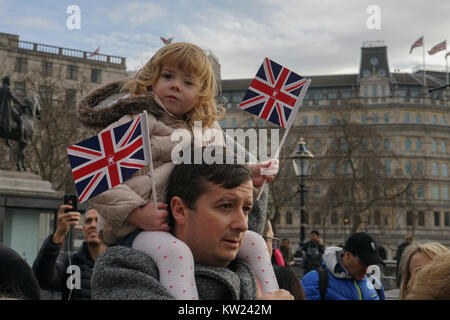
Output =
[
  {"x1": 67, "y1": 115, "x2": 147, "y2": 203},
  {"x1": 239, "y1": 57, "x2": 308, "y2": 128}
]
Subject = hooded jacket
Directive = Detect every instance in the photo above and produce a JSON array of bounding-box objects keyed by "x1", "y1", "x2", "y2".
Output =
[
  {"x1": 301, "y1": 246, "x2": 385, "y2": 300},
  {"x1": 77, "y1": 81, "x2": 223, "y2": 245}
]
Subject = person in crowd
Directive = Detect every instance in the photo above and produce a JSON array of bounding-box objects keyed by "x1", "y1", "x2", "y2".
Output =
[
  {"x1": 0, "y1": 245, "x2": 40, "y2": 300},
  {"x1": 78, "y1": 42, "x2": 279, "y2": 299},
  {"x1": 280, "y1": 238, "x2": 294, "y2": 266},
  {"x1": 91, "y1": 147, "x2": 293, "y2": 300},
  {"x1": 301, "y1": 230, "x2": 325, "y2": 273},
  {"x1": 262, "y1": 219, "x2": 284, "y2": 267},
  {"x1": 395, "y1": 235, "x2": 413, "y2": 286},
  {"x1": 301, "y1": 232, "x2": 385, "y2": 300},
  {"x1": 273, "y1": 266, "x2": 306, "y2": 300},
  {"x1": 405, "y1": 251, "x2": 450, "y2": 300},
  {"x1": 32, "y1": 206, "x2": 107, "y2": 300},
  {"x1": 398, "y1": 241, "x2": 448, "y2": 299}
]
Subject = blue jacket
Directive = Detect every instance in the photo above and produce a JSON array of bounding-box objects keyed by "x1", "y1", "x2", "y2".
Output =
[{"x1": 301, "y1": 246, "x2": 385, "y2": 300}]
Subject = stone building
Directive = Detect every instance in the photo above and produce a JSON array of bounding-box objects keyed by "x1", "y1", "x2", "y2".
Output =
[{"x1": 220, "y1": 41, "x2": 450, "y2": 259}]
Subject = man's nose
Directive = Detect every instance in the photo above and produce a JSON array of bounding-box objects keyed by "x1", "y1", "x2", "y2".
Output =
[{"x1": 231, "y1": 210, "x2": 248, "y2": 232}]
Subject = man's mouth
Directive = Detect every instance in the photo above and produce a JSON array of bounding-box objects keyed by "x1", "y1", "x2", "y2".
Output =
[{"x1": 223, "y1": 238, "x2": 241, "y2": 249}]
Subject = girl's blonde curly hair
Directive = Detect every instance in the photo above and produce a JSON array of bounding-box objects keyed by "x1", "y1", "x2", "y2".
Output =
[{"x1": 122, "y1": 42, "x2": 224, "y2": 127}]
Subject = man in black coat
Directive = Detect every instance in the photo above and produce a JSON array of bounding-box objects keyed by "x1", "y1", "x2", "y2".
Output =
[
  {"x1": 301, "y1": 230, "x2": 325, "y2": 274},
  {"x1": 395, "y1": 235, "x2": 413, "y2": 287},
  {"x1": 32, "y1": 205, "x2": 107, "y2": 300}
]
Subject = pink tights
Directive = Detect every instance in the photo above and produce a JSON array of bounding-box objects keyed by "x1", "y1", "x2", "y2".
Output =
[{"x1": 131, "y1": 230, "x2": 278, "y2": 299}]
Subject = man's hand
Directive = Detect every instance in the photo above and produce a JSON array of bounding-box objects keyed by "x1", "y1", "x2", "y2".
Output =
[
  {"x1": 258, "y1": 289, "x2": 294, "y2": 300},
  {"x1": 250, "y1": 159, "x2": 279, "y2": 188},
  {"x1": 126, "y1": 202, "x2": 170, "y2": 232},
  {"x1": 52, "y1": 204, "x2": 81, "y2": 244}
]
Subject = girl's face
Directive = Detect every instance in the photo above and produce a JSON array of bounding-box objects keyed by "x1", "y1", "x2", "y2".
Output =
[{"x1": 152, "y1": 64, "x2": 200, "y2": 119}]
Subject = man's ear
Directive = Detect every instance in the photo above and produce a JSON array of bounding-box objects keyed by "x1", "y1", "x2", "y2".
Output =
[{"x1": 171, "y1": 196, "x2": 188, "y2": 225}]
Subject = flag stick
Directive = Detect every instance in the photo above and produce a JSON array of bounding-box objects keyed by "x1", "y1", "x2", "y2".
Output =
[
  {"x1": 140, "y1": 111, "x2": 158, "y2": 209},
  {"x1": 256, "y1": 79, "x2": 311, "y2": 200},
  {"x1": 423, "y1": 37, "x2": 427, "y2": 95}
]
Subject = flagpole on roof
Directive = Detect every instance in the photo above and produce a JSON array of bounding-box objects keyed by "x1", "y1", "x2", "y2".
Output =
[
  {"x1": 423, "y1": 36, "x2": 427, "y2": 96},
  {"x1": 140, "y1": 111, "x2": 158, "y2": 208},
  {"x1": 256, "y1": 79, "x2": 312, "y2": 201}
]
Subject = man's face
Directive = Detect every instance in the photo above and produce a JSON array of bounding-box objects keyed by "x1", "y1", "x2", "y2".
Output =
[
  {"x1": 82, "y1": 209, "x2": 101, "y2": 245},
  {"x1": 281, "y1": 239, "x2": 289, "y2": 249},
  {"x1": 178, "y1": 179, "x2": 253, "y2": 267},
  {"x1": 311, "y1": 233, "x2": 319, "y2": 242},
  {"x1": 342, "y1": 251, "x2": 369, "y2": 281}
]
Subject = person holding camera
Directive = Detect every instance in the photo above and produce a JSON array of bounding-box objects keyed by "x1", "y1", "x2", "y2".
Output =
[{"x1": 32, "y1": 204, "x2": 107, "y2": 300}]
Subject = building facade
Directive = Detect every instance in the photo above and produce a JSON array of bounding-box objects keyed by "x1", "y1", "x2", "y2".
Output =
[{"x1": 220, "y1": 41, "x2": 450, "y2": 259}]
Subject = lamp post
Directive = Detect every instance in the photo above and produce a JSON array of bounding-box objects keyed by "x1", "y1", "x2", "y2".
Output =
[{"x1": 291, "y1": 137, "x2": 314, "y2": 247}]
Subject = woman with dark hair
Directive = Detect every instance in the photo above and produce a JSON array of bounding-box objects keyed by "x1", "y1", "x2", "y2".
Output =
[{"x1": 274, "y1": 266, "x2": 306, "y2": 300}]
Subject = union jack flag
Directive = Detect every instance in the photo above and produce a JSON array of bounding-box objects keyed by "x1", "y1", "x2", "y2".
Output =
[
  {"x1": 239, "y1": 57, "x2": 309, "y2": 128},
  {"x1": 428, "y1": 40, "x2": 446, "y2": 55},
  {"x1": 67, "y1": 115, "x2": 148, "y2": 203}
]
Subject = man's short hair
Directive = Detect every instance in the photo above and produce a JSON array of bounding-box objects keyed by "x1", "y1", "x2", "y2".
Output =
[
  {"x1": 311, "y1": 230, "x2": 320, "y2": 236},
  {"x1": 166, "y1": 147, "x2": 252, "y2": 228}
]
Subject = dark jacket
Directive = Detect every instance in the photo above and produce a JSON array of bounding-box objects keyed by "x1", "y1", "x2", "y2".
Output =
[
  {"x1": 32, "y1": 234, "x2": 94, "y2": 300},
  {"x1": 301, "y1": 240, "x2": 325, "y2": 273}
]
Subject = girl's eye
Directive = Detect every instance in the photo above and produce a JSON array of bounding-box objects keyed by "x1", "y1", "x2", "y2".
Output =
[{"x1": 161, "y1": 73, "x2": 172, "y2": 79}]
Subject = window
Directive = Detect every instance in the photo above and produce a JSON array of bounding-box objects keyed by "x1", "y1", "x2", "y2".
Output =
[
  {"x1": 331, "y1": 212, "x2": 338, "y2": 225},
  {"x1": 383, "y1": 139, "x2": 391, "y2": 150},
  {"x1": 313, "y1": 115, "x2": 320, "y2": 125},
  {"x1": 405, "y1": 138, "x2": 411, "y2": 150},
  {"x1": 302, "y1": 116, "x2": 308, "y2": 125},
  {"x1": 443, "y1": 186, "x2": 449, "y2": 200},
  {"x1": 219, "y1": 119, "x2": 227, "y2": 128},
  {"x1": 259, "y1": 119, "x2": 265, "y2": 127},
  {"x1": 372, "y1": 86, "x2": 377, "y2": 97},
  {"x1": 330, "y1": 115, "x2": 336, "y2": 125},
  {"x1": 363, "y1": 87, "x2": 368, "y2": 97},
  {"x1": 416, "y1": 161, "x2": 424, "y2": 175},
  {"x1": 381, "y1": 87, "x2": 386, "y2": 97},
  {"x1": 416, "y1": 139, "x2": 422, "y2": 151},
  {"x1": 301, "y1": 211, "x2": 309, "y2": 224},
  {"x1": 383, "y1": 113, "x2": 389, "y2": 123},
  {"x1": 39, "y1": 85, "x2": 54, "y2": 104},
  {"x1": 432, "y1": 162, "x2": 439, "y2": 176},
  {"x1": 13, "y1": 82, "x2": 26, "y2": 98},
  {"x1": 65, "y1": 89, "x2": 77, "y2": 108},
  {"x1": 410, "y1": 89, "x2": 420, "y2": 98},
  {"x1": 66, "y1": 65, "x2": 78, "y2": 80},
  {"x1": 404, "y1": 114, "x2": 411, "y2": 123},
  {"x1": 418, "y1": 211, "x2": 425, "y2": 227},
  {"x1": 432, "y1": 140, "x2": 438, "y2": 153},
  {"x1": 15, "y1": 57, "x2": 27, "y2": 72},
  {"x1": 285, "y1": 211, "x2": 292, "y2": 225},
  {"x1": 384, "y1": 214, "x2": 389, "y2": 226},
  {"x1": 231, "y1": 118, "x2": 237, "y2": 128},
  {"x1": 415, "y1": 114, "x2": 422, "y2": 123},
  {"x1": 91, "y1": 69, "x2": 102, "y2": 83},
  {"x1": 373, "y1": 114, "x2": 378, "y2": 124},
  {"x1": 434, "y1": 211, "x2": 441, "y2": 226},
  {"x1": 434, "y1": 186, "x2": 440, "y2": 200},
  {"x1": 442, "y1": 141, "x2": 447, "y2": 153},
  {"x1": 313, "y1": 212, "x2": 321, "y2": 225},
  {"x1": 231, "y1": 92, "x2": 243, "y2": 103},
  {"x1": 328, "y1": 91, "x2": 337, "y2": 99},
  {"x1": 442, "y1": 163, "x2": 448, "y2": 177},
  {"x1": 342, "y1": 90, "x2": 351, "y2": 99},
  {"x1": 441, "y1": 116, "x2": 447, "y2": 125},
  {"x1": 406, "y1": 211, "x2": 414, "y2": 226},
  {"x1": 445, "y1": 212, "x2": 450, "y2": 227},
  {"x1": 42, "y1": 61, "x2": 53, "y2": 76},
  {"x1": 361, "y1": 114, "x2": 367, "y2": 124},
  {"x1": 432, "y1": 115, "x2": 437, "y2": 124},
  {"x1": 374, "y1": 210, "x2": 381, "y2": 225},
  {"x1": 405, "y1": 161, "x2": 412, "y2": 175},
  {"x1": 417, "y1": 186, "x2": 425, "y2": 199},
  {"x1": 247, "y1": 119, "x2": 254, "y2": 127},
  {"x1": 384, "y1": 160, "x2": 392, "y2": 175},
  {"x1": 313, "y1": 140, "x2": 320, "y2": 152}
]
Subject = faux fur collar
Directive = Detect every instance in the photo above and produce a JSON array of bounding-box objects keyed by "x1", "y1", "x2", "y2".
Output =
[{"x1": 77, "y1": 80, "x2": 166, "y2": 129}]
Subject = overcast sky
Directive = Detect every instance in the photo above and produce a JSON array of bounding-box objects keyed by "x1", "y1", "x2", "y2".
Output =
[{"x1": 0, "y1": 0, "x2": 449, "y2": 79}]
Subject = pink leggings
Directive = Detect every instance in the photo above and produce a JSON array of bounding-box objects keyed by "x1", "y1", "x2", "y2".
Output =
[{"x1": 132, "y1": 230, "x2": 279, "y2": 299}]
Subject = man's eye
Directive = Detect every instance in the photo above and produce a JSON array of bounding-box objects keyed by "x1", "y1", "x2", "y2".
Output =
[
  {"x1": 243, "y1": 206, "x2": 253, "y2": 214},
  {"x1": 220, "y1": 203, "x2": 232, "y2": 209}
]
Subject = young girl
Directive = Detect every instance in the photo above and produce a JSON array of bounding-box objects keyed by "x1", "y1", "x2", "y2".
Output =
[{"x1": 78, "y1": 42, "x2": 279, "y2": 299}]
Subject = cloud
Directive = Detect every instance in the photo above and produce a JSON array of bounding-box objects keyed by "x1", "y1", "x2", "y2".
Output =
[
  {"x1": 108, "y1": 2, "x2": 167, "y2": 27},
  {"x1": 13, "y1": 16, "x2": 63, "y2": 32}
]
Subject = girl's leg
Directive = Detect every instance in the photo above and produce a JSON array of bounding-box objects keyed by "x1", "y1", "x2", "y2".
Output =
[
  {"x1": 132, "y1": 231, "x2": 198, "y2": 300},
  {"x1": 237, "y1": 230, "x2": 279, "y2": 296}
]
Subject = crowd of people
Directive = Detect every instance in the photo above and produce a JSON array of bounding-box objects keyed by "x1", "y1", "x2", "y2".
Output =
[{"x1": 1, "y1": 41, "x2": 450, "y2": 301}]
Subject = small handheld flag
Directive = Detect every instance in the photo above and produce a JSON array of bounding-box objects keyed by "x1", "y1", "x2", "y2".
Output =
[
  {"x1": 239, "y1": 57, "x2": 309, "y2": 129},
  {"x1": 67, "y1": 114, "x2": 148, "y2": 203}
]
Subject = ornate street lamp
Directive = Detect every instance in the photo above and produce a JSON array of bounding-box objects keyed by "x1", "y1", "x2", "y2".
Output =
[{"x1": 291, "y1": 137, "x2": 314, "y2": 246}]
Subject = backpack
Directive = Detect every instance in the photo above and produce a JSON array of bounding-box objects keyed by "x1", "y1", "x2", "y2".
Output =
[
  {"x1": 304, "y1": 243, "x2": 323, "y2": 270},
  {"x1": 317, "y1": 266, "x2": 382, "y2": 300}
]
